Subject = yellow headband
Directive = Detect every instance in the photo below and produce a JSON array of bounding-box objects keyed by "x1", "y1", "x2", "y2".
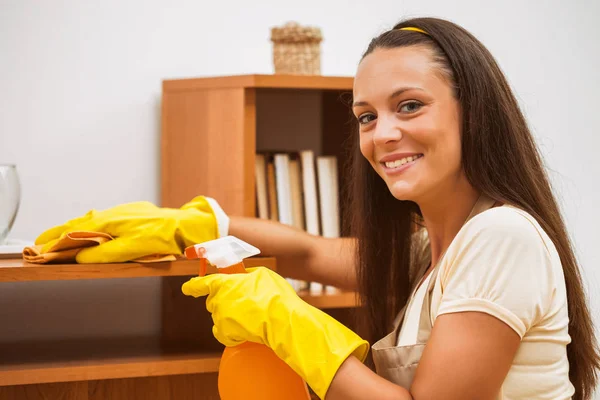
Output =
[{"x1": 399, "y1": 27, "x2": 429, "y2": 35}]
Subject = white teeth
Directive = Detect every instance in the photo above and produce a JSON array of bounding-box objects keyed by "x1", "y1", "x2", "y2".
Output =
[{"x1": 384, "y1": 155, "x2": 421, "y2": 168}]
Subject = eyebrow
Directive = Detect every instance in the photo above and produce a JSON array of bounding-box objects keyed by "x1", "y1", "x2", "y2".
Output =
[{"x1": 352, "y1": 87, "x2": 424, "y2": 108}]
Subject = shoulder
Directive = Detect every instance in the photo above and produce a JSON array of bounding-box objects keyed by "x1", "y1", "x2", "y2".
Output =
[
  {"x1": 455, "y1": 205, "x2": 554, "y2": 256},
  {"x1": 440, "y1": 204, "x2": 562, "y2": 292},
  {"x1": 440, "y1": 204, "x2": 562, "y2": 298},
  {"x1": 434, "y1": 205, "x2": 567, "y2": 336}
]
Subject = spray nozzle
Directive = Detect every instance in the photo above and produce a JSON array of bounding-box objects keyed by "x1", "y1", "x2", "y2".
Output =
[{"x1": 184, "y1": 236, "x2": 261, "y2": 269}]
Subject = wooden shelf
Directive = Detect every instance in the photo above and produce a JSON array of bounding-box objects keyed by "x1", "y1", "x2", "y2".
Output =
[
  {"x1": 0, "y1": 288, "x2": 358, "y2": 387},
  {"x1": 163, "y1": 74, "x2": 353, "y2": 92},
  {"x1": 0, "y1": 257, "x2": 276, "y2": 282},
  {"x1": 298, "y1": 290, "x2": 359, "y2": 309},
  {"x1": 0, "y1": 74, "x2": 362, "y2": 397},
  {"x1": 0, "y1": 337, "x2": 221, "y2": 386},
  {"x1": 0, "y1": 289, "x2": 357, "y2": 388}
]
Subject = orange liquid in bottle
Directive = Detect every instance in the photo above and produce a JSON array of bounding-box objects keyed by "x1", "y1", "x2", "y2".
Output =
[
  {"x1": 185, "y1": 245, "x2": 310, "y2": 400},
  {"x1": 219, "y1": 341, "x2": 311, "y2": 400},
  {"x1": 217, "y1": 261, "x2": 310, "y2": 400}
]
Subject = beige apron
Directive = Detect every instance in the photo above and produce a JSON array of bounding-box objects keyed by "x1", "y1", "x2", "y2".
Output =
[{"x1": 371, "y1": 194, "x2": 497, "y2": 389}]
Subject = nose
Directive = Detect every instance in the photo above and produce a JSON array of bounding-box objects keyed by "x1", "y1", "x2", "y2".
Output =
[{"x1": 372, "y1": 114, "x2": 402, "y2": 145}]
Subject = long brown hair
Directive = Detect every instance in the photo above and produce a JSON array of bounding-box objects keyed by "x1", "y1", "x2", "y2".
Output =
[{"x1": 347, "y1": 17, "x2": 599, "y2": 399}]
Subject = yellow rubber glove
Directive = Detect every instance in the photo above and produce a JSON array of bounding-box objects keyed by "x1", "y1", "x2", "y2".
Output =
[
  {"x1": 35, "y1": 196, "x2": 223, "y2": 263},
  {"x1": 181, "y1": 267, "x2": 369, "y2": 399}
]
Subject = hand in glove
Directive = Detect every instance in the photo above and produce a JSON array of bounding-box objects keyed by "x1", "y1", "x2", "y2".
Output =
[
  {"x1": 181, "y1": 267, "x2": 369, "y2": 399},
  {"x1": 35, "y1": 196, "x2": 227, "y2": 263}
]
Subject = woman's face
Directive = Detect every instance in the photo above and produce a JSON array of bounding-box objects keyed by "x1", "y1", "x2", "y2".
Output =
[{"x1": 353, "y1": 46, "x2": 464, "y2": 204}]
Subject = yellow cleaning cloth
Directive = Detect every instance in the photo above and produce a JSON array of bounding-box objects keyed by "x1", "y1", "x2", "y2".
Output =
[{"x1": 22, "y1": 231, "x2": 177, "y2": 264}]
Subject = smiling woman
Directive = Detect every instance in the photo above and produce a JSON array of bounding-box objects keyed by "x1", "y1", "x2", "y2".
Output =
[
  {"x1": 341, "y1": 18, "x2": 600, "y2": 400},
  {"x1": 41, "y1": 15, "x2": 599, "y2": 400},
  {"x1": 183, "y1": 17, "x2": 600, "y2": 400}
]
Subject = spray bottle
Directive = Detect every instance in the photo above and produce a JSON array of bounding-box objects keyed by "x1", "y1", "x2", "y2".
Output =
[{"x1": 185, "y1": 236, "x2": 311, "y2": 400}]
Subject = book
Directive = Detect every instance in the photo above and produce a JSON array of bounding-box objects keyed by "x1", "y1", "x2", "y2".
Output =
[
  {"x1": 317, "y1": 156, "x2": 341, "y2": 294},
  {"x1": 316, "y1": 156, "x2": 340, "y2": 239},
  {"x1": 254, "y1": 150, "x2": 343, "y2": 294},
  {"x1": 272, "y1": 153, "x2": 304, "y2": 291},
  {"x1": 299, "y1": 150, "x2": 320, "y2": 236},
  {"x1": 288, "y1": 158, "x2": 305, "y2": 231},
  {"x1": 273, "y1": 153, "x2": 294, "y2": 226},
  {"x1": 299, "y1": 150, "x2": 324, "y2": 294},
  {"x1": 254, "y1": 154, "x2": 269, "y2": 220},
  {"x1": 266, "y1": 160, "x2": 279, "y2": 221}
]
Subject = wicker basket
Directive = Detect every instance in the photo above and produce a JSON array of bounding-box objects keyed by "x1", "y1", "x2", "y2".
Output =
[{"x1": 270, "y1": 22, "x2": 322, "y2": 75}]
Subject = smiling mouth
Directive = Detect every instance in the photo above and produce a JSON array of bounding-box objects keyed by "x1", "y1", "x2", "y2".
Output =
[{"x1": 381, "y1": 154, "x2": 423, "y2": 170}]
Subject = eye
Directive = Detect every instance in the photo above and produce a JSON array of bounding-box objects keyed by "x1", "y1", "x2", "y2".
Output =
[
  {"x1": 357, "y1": 113, "x2": 376, "y2": 125},
  {"x1": 399, "y1": 101, "x2": 423, "y2": 114}
]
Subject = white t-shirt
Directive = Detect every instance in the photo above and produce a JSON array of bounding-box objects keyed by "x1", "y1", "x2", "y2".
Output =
[{"x1": 396, "y1": 205, "x2": 574, "y2": 399}]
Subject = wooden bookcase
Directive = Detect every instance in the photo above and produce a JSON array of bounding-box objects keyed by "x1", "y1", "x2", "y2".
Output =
[
  {"x1": 160, "y1": 74, "x2": 356, "y2": 221},
  {"x1": 0, "y1": 74, "x2": 359, "y2": 399}
]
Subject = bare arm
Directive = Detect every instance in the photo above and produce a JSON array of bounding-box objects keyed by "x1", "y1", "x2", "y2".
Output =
[
  {"x1": 326, "y1": 312, "x2": 520, "y2": 400},
  {"x1": 229, "y1": 216, "x2": 358, "y2": 290}
]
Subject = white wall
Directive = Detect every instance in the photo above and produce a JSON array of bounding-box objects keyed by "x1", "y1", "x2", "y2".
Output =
[{"x1": 1, "y1": 0, "x2": 599, "y2": 390}]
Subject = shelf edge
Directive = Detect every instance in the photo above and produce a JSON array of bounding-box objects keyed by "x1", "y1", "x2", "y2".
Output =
[
  {"x1": 0, "y1": 353, "x2": 222, "y2": 386},
  {"x1": 0, "y1": 257, "x2": 276, "y2": 282},
  {"x1": 163, "y1": 74, "x2": 354, "y2": 92}
]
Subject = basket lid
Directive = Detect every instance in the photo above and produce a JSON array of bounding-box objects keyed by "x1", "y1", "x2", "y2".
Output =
[{"x1": 271, "y1": 22, "x2": 322, "y2": 44}]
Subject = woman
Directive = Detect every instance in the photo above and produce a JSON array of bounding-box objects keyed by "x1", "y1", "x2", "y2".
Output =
[
  {"x1": 38, "y1": 16, "x2": 597, "y2": 399},
  {"x1": 181, "y1": 17, "x2": 600, "y2": 399}
]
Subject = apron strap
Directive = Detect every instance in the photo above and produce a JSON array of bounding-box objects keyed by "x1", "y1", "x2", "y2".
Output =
[
  {"x1": 416, "y1": 260, "x2": 442, "y2": 343},
  {"x1": 391, "y1": 252, "x2": 431, "y2": 330}
]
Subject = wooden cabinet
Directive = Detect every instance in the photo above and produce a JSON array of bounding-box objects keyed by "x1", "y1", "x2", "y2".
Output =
[
  {"x1": 161, "y1": 74, "x2": 355, "y2": 224},
  {"x1": 0, "y1": 74, "x2": 358, "y2": 399}
]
